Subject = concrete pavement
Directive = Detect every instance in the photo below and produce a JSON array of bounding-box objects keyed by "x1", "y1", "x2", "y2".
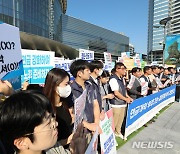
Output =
[{"x1": 117, "y1": 102, "x2": 180, "y2": 154}]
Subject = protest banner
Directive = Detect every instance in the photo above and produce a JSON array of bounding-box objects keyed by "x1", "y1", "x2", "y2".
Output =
[
  {"x1": 79, "y1": 48, "x2": 94, "y2": 62},
  {"x1": 125, "y1": 85, "x2": 176, "y2": 138},
  {"x1": 74, "y1": 89, "x2": 87, "y2": 131},
  {"x1": 0, "y1": 23, "x2": 24, "y2": 80},
  {"x1": 100, "y1": 112, "x2": 116, "y2": 154},
  {"x1": 21, "y1": 49, "x2": 55, "y2": 84},
  {"x1": 85, "y1": 127, "x2": 99, "y2": 154}
]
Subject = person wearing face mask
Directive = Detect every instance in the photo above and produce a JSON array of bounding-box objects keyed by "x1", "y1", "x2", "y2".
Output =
[
  {"x1": 100, "y1": 70, "x2": 114, "y2": 112},
  {"x1": 89, "y1": 60, "x2": 105, "y2": 153},
  {"x1": 43, "y1": 68, "x2": 74, "y2": 148}
]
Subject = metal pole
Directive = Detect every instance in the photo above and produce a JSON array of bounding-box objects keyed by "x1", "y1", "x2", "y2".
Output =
[
  {"x1": 13, "y1": 0, "x2": 15, "y2": 26},
  {"x1": 162, "y1": 25, "x2": 166, "y2": 66}
]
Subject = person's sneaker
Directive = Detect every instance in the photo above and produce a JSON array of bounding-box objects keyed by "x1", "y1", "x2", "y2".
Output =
[
  {"x1": 115, "y1": 140, "x2": 118, "y2": 146},
  {"x1": 123, "y1": 136, "x2": 127, "y2": 141},
  {"x1": 144, "y1": 124, "x2": 148, "y2": 127},
  {"x1": 115, "y1": 133, "x2": 124, "y2": 139},
  {"x1": 150, "y1": 119, "x2": 156, "y2": 122}
]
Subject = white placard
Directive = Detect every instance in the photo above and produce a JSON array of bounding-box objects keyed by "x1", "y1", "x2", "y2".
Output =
[
  {"x1": 79, "y1": 49, "x2": 94, "y2": 61},
  {"x1": 74, "y1": 89, "x2": 87, "y2": 131},
  {"x1": 0, "y1": 23, "x2": 24, "y2": 80}
]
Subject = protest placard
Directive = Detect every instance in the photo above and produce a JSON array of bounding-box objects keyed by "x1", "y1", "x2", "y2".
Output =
[
  {"x1": 21, "y1": 49, "x2": 55, "y2": 84},
  {"x1": 104, "y1": 52, "x2": 112, "y2": 72},
  {"x1": 79, "y1": 49, "x2": 94, "y2": 61},
  {"x1": 100, "y1": 113, "x2": 116, "y2": 154},
  {"x1": 155, "y1": 77, "x2": 164, "y2": 88},
  {"x1": 74, "y1": 89, "x2": 87, "y2": 131},
  {"x1": 54, "y1": 58, "x2": 73, "y2": 80},
  {"x1": 0, "y1": 23, "x2": 23, "y2": 80},
  {"x1": 127, "y1": 75, "x2": 136, "y2": 89},
  {"x1": 141, "y1": 82, "x2": 148, "y2": 96},
  {"x1": 163, "y1": 79, "x2": 171, "y2": 87}
]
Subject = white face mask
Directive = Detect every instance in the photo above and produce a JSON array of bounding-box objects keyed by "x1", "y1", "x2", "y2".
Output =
[
  {"x1": 56, "y1": 85, "x2": 71, "y2": 98},
  {"x1": 98, "y1": 69, "x2": 103, "y2": 76}
]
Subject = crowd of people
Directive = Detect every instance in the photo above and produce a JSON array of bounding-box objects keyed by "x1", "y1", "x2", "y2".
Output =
[{"x1": 0, "y1": 60, "x2": 179, "y2": 154}]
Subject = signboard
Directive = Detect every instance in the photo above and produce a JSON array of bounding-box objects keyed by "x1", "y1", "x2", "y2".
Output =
[
  {"x1": 54, "y1": 57, "x2": 64, "y2": 68},
  {"x1": 21, "y1": 49, "x2": 55, "y2": 84},
  {"x1": 164, "y1": 35, "x2": 180, "y2": 66},
  {"x1": 0, "y1": 23, "x2": 24, "y2": 80},
  {"x1": 104, "y1": 52, "x2": 112, "y2": 72},
  {"x1": 54, "y1": 59, "x2": 73, "y2": 80},
  {"x1": 79, "y1": 49, "x2": 94, "y2": 61},
  {"x1": 121, "y1": 52, "x2": 128, "y2": 58},
  {"x1": 117, "y1": 57, "x2": 123, "y2": 63},
  {"x1": 141, "y1": 61, "x2": 147, "y2": 69},
  {"x1": 125, "y1": 85, "x2": 176, "y2": 138},
  {"x1": 123, "y1": 58, "x2": 134, "y2": 70},
  {"x1": 100, "y1": 113, "x2": 116, "y2": 154}
]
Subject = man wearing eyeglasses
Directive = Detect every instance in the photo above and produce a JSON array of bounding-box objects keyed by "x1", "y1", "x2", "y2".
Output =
[{"x1": 109, "y1": 62, "x2": 133, "y2": 140}]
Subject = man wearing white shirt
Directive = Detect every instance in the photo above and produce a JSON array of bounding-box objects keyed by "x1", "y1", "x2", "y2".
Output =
[
  {"x1": 109, "y1": 62, "x2": 133, "y2": 139},
  {"x1": 140, "y1": 66, "x2": 154, "y2": 96},
  {"x1": 127, "y1": 67, "x2": 142, "y2": 100}
]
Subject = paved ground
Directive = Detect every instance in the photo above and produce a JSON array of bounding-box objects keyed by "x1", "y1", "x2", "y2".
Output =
[{"x1": 117, "y1": 102, "x2": 180, "y2": 154}]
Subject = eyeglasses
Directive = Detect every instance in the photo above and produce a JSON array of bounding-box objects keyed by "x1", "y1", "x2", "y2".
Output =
[
  {"x1": 24, "y1": 113, "x2": 57, "y2": 136},
  {"x1": 117, "y1": 67, "x2": 126, "y2": 70}
]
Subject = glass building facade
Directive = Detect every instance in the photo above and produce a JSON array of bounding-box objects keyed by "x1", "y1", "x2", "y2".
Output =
[
  {"x1": 0, "y1": 0, "x2": 63, "y2": 41},
  {"x1": 169, "y1": 0, "x2": 180, "y2": 34},
  {"x1": 147, "y1": 0, "x2": 180, "y2": 63},
  {"x1": 147, "y1": 0, "x2": 169, "y2": 63},
  {"x1": 0, "y1": 0, "x2": 129, "y2": 60},
  {"x1": 60, "y1": 14, "x2": 129, "y2": 60}
]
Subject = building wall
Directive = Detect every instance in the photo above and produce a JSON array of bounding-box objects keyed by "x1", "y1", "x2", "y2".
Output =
[
  {"x1": 169, "y1": 0, "x2": 180, "y2": 34},
  {"x1": 61, "y1": 14, "x2": 129, "y2": 59},
  {"x1": 0, "y1": 0, "x2": 62, "y2": 41},
  {"x1": 147, "y1": 0, "x2": 169, "y2": 63},
  {"x1": 148, "y1": 0, "x2": 180, "y2": 64}
]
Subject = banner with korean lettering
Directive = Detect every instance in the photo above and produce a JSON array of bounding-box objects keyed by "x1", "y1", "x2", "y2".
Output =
[
  {"x1": 79, "y1": 48, "x2": 94, "y2": 62},
  {"x1": 104, "y1": 52, "x2": 112, "y2": 72},
  {"x1": 21, "y1": 49, "x2": 55, "y2": 84},
  {"x1": 125, "y1": 85, "x2": 176, "y2": 138},
  {"x1": 0, "y1": 23, "x2": 24, "y2": 80},
  {"x1": 54, "y1": 57, "x2": 64, "y2": 68},
  {"x1": 100, "y1": 113, "x2": 116, "y2": 154},
  {"x1": 54, "y1": 58, "x2": 73, "y2": 80}
]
